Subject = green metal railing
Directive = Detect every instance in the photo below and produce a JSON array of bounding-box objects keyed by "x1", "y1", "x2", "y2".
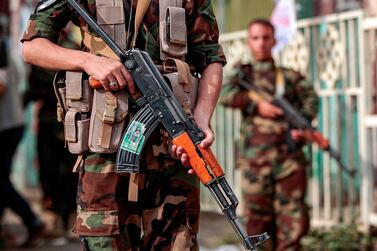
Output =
[{"x1": 204, "y1": 10, "x2": 377, "y2": 229}]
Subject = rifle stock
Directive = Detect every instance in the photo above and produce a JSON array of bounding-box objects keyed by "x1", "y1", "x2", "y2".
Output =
[{"x1": 66, "y1": 0, "x2": 270, "y2": 249}]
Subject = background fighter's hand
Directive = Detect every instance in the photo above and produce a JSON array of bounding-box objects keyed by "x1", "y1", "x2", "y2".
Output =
[
  {"x1": 0, "y1": 83, "x2": 5, "y2": 96},
  {"x1": 84, "y1": 54, "x2": 135, "y2": 93},
  {"x1": 257, "y1": 100, "x2": 283, "y2": 118},
  {"x1": 291, "y1": 129, "x2": 305, "y2": 142}
]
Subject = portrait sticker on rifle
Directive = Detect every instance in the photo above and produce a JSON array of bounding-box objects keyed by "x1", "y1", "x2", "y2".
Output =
[{"x1": 120, "y1": 121, "x2": 146, "y2": 155}]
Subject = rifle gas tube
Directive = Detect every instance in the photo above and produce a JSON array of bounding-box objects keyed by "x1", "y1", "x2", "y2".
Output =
[{"x1": 66, "y1": 0, "x2": 269, "y2": 249}]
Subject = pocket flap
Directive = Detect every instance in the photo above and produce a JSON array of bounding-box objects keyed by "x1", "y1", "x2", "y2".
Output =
[
  {"x1": 65, "y1": 110, "x2": 79, "y2": 142},
  {"x1": 66, "y1": 71, "x2": 83, "y2": 100},
  {"x1": 94, "y1": 90, "x2": 128, "y2": 124}
]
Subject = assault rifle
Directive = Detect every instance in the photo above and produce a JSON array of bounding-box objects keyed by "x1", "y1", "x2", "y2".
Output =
[
  {"x1": 238, "y1": 74, "x2": 355, "y2": 177},
  {"x1": 66, "y1": 0, "x2": 269, "y2": 249}
]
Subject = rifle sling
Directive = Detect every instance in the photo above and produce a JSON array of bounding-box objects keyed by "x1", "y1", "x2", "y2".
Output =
[{"x1": 275, "y1": 67, "x2": 285, "y2": 97}]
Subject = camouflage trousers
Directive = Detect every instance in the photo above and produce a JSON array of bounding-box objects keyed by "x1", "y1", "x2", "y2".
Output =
[
  {"x1": 73, "y1": 152, "x2": 200, "y2": 251},
  {"x1": 239, "y1": 145, "x2": 310, "y2": 251}
]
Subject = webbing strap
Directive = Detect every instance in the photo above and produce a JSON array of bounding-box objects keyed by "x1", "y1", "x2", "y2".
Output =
[
  {"x1": 128, "y1": 173, "x2": 145, "y2": 202},
  {"x1": 72, "y1": 154, "x2": 85, "y2": 173},
  {"x1": 163, "y1": 58, "x2": 191, "y2": 91},
  {"x1": 99, "y1": 92, "x2": 118, "y2": 148},
  {"x1": 163, "y1": 58, "x2": 192, "y2": 114}
]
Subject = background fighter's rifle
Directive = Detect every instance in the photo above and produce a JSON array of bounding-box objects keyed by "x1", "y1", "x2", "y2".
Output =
[
  {"x1": 238, "y1": 74, "x2": 355, "y2": 177},
  {"x1": 65, "y1": 0, "x2": 269, "y2": 249}
]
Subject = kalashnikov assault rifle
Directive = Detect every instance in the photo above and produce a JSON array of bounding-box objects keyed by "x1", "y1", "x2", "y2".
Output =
[
  {"x1": 65, "y1": 0, "x2": 269, "y2": 249},
  {"x1": 238, "y1": 74, "x2": 355, "y2": 177}
]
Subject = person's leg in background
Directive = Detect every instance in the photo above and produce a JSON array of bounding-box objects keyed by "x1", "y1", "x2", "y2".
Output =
[
  {"x1": 0, "y1": 125, "x2": 44, "y2": 247},
  {"x1": 274, "y1": 152, "x2": 310, "y2": 251},
  {"x1": 239, "y1": 144, "x2": 279, "y2": 251},
  {"x1": 37, "y1": 113, "x2": 77, "y2": 237}
]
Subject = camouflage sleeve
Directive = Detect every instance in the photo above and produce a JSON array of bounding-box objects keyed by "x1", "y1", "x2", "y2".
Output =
[
  {"x1": 293, "y1": 75, "x2": 319, "y2": 121},
  {"x1": 21, "y1": 1, "x2": 73, "y2": 43},
  {"x1": 185, "y1": 0, "x2": 226, "y2": 72},
  {"x1": 220, "y1": 73, "x2": 257, "y2": 115}
]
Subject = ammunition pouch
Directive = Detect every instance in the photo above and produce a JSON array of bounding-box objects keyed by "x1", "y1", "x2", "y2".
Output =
[
  {"x1": 88, "y1": 89, "x2": 128, "y2": 153},
  {"x1": 53, "y1": 70, "x2": 128, "y2": 155},
  {"x1": 159, "y1": 1, "x2": 187, "y2": 60},
  {"x1": 53, "y1": 71, "x2": 92, "y2": 154}
]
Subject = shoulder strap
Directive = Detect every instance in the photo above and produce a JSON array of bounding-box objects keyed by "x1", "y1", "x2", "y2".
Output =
[
  {"x1": 275, "y1": 67, "x2": 285, "y2": 97},
  {"x1": 131, "y1": 0, "x2": 152, "y2": 47}
]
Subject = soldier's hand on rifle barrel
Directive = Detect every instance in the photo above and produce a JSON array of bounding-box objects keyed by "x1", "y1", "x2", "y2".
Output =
[
  {"x1": 257, "y1": 100, "x2": 283, "y2": 118},
  {"x1": 291, "y1": 129, "x2": 305, "y2": 142},
  {"x1": 0, "y1": 83, "x2": 5, "y2": 96},
  {"x1": 84, "y1": 54, "x2": 135, "y2": 93}
]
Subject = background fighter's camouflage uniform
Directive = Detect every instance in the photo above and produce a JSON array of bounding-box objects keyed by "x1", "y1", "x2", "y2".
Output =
[
  {"x1": 221, "y1": 61, "x2": 318, "y2": 251},
  {"x1": 22, "y1": 0, "x2": 226, "y2": 250}
]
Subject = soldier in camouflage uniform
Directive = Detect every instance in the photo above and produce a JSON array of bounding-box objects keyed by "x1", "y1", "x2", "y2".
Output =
[
  {"x1": 221, "y1": 19, "x2": 318, "y2": 251},
  {"x1": 21, "y1": 0, "x2": 225, "y2": 250}
]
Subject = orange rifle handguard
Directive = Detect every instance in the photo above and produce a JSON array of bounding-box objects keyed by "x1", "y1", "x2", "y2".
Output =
[
  {"x1": 303, "y1": 130, "x2": 329, "y2": 150},
  {"x1": 198, "y1": 146, "x2": 225, "y2": 178},
  {"x1": 172, "y1": 132, "x2": 214, "y2": 185}
]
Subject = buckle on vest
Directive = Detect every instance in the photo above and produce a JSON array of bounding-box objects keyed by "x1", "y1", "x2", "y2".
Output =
[{"x1": 103, "y1": 104, "x2": 117, "y2": 123}]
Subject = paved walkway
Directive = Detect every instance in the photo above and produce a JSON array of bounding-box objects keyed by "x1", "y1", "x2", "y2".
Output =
[
  {"x1": 3, "y1": 211, "x2": 243, "y2": 251},
  {"x1": 2, "y1": 188, "x2": 244, "y2": 251}
]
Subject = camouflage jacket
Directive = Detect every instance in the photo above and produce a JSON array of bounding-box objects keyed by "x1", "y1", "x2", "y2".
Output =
[
  {"x1": 221, "y1": 60, "x2": 318, "y2": 157},
  {"x1": 22, "y1": 0, "x2": 226, "y2": 73}
]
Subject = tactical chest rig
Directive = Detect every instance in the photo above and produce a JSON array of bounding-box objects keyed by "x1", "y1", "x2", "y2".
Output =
[{"x1": 54, "y1": 0, "x2": 198, "y2": 157}]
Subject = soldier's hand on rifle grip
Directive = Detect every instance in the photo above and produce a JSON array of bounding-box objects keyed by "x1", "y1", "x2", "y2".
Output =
[
  {"x1": 257, "y1": 100, "x2": 283, "y2": 118},
  {"x1": 84, "y1": 54, "x2": 135, "y2": 93}
]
